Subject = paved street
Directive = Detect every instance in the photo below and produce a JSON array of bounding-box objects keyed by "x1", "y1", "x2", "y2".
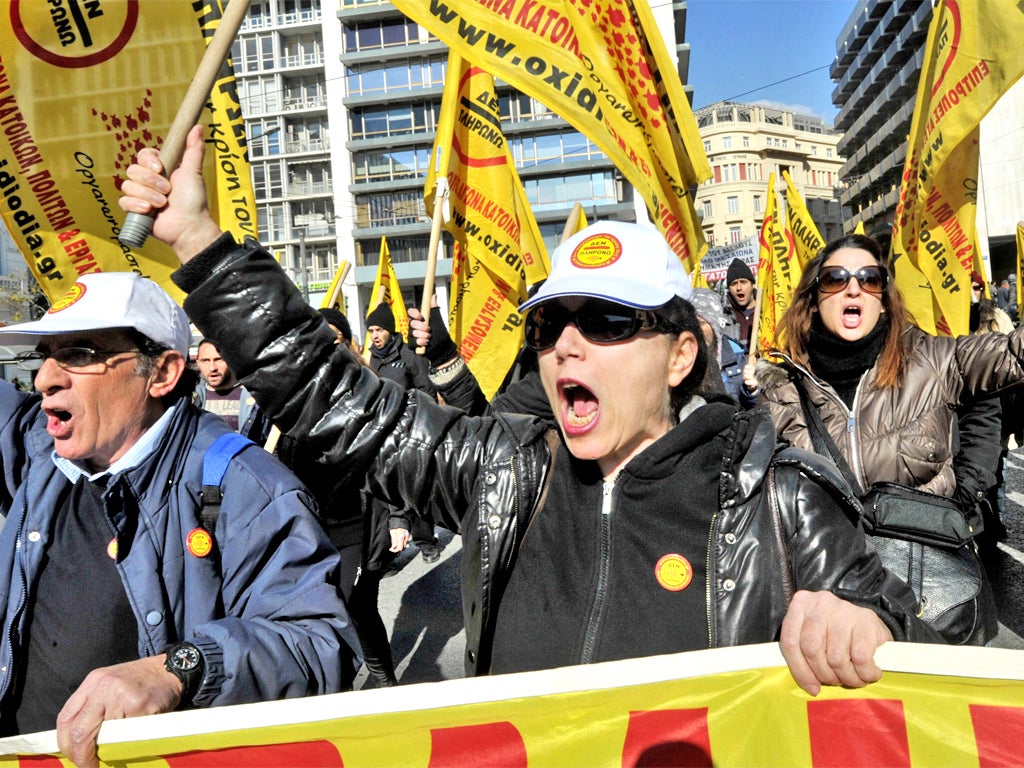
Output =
[{"x1": 361, "y1": 446, "x2": 1024, "y2": 688}]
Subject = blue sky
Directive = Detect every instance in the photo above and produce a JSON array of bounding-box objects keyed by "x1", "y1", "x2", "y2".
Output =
[{"x1": 685, "y1": 0, "x2": 860, "y2": 124}]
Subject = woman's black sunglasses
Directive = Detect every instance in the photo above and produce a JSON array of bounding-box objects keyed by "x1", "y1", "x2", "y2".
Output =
[
  {"x1": 524, "y1": 300, "x2": 680, "y2": 351},
  {"x1": 816, "y1": 265, "x2": 888, "y2": 295}
]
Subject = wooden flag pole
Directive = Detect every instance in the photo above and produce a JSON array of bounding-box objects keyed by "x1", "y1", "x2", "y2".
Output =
[
  {"x1": 417, "y1": 179, "x2": 448, "y2": 354},
  {"x1": 323, "y1": 262, "x2": 351, "y2": 310},
  {"x1": 559, "y1": 202, "x2": 584, "y2": 244},
  {"x1": 119, "y1": 0, "x2": 252, "y2": 248}
]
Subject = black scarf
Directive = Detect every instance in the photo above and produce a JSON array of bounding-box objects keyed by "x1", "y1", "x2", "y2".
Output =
[{"x1": 806, "y1": 314, "x2": 888, "y2": 409}]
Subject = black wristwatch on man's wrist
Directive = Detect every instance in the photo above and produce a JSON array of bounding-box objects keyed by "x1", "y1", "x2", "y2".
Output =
[{"x1": 163, "y1": 641, "x2": 205, "y2": 707}]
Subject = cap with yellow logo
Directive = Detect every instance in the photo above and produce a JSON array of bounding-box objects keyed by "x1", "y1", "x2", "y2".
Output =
[{"x1": 519, "y1": 221, "x2": 692, "y2": 312}]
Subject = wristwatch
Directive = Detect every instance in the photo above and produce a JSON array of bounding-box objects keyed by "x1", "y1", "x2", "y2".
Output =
[{"x1": 163, "y1": 641, "x2": 205, "y2": 707}]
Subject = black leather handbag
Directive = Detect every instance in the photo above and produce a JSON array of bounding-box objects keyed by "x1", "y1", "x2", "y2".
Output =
[{"x1": 796, "y1": 386, "x2": 997, "y2": 646}]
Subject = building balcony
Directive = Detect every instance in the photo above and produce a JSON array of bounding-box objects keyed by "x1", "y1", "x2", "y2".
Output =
[
  {"x1": 287, "y1": 181, "x2": 333, "y2": 197},
  {"x1": 284, "y1": 138, "x2": 331, "y2": 154},
  {"x1": 282, "y1": 95, "x2": 327, "y2": 112}
]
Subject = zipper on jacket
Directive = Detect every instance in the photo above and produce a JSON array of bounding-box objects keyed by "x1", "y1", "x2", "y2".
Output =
[
  {"x1": 704, "y1": 510, "x2": 719, "y2": 648},
  {"x1": 801, "y1": 364, "x2": 867, "y2": 493},
  {"x1": 580, "y1": 480, "x2": 614, "y2": 664},
  {"x1": 2, "y1": 518, "x2": 29, "y2": 700}
]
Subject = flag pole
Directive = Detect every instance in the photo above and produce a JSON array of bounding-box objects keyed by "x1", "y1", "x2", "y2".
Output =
[
  {"x1": 748, "y1": 292, "x2": 762, "y2": 361},
  {"x1": 417, "y1": 179, "x2": 448, "y2": 354},
  {"x1": 119, "y1": 0, "x2": 251, "y2": 248},
  {"x1": 323, "y1": 262, "x2": 351, "y2": 310},
  {"x1": 560, "y1": 203, "x2": 584, "y2": 244}
]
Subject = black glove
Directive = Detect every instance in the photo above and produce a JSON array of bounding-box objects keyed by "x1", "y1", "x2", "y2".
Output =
[{"x1": 423, "y1": 306, "x2": 459, "y2": 366}]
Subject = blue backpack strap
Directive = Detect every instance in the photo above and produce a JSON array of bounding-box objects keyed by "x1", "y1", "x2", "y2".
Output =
[{"x1": 200, "y1": 432, "x2": 253, "y2": 533}]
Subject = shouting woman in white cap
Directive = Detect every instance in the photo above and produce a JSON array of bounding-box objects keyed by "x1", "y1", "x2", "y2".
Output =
[{"x1": 120, "y1": 126, "x2": 942, "y2": 697}]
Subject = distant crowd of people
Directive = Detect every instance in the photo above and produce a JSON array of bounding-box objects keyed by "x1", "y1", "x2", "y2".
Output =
[{"x1": 0, "y1": 126, "x2": 1021, "y2": 767}]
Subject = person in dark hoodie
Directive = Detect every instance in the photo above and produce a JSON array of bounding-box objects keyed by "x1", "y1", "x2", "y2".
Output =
[
  {"x1": 364, "y1": 303, "x2": 441, "y2": 566},
  {"x1": 120, "y1": 129, "x2": 944, "y2": 700},
  {"x1": 722, "y1": 257, "x2": 757, "y2": 352}
]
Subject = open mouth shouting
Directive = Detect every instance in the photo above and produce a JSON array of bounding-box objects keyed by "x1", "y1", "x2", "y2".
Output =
[
  {"x1": 842, "y1": 303, "x2": 863, "y2": 329},
  {"x1": 43, "y1": 406, "x2": 74, "y2": 439},
  {"x1": 560, "y1": 379, "x2": 599, "y2": 435}
]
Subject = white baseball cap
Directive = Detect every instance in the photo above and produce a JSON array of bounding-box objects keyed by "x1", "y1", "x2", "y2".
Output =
[
  {"x1": 0, "y1": 273, "x2": 191, "y2": 355},
  {"x1": 519, "y1": 221, "x2": 692, "y2": 312}
]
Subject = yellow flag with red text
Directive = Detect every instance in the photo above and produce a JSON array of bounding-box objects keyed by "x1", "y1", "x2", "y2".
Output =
[
  {"x1": 392, "y1": 0, "x2": 710, "y2": 274},
  {"x1": 783, "y1": 170, "x2": 823, "y2": 269},
  {"x1": 0, "y1": 0, "x2": 255, "y2": 303},
  {"x1": 891, "y1": 0, "x2": 1024, "y2": 336},
  {"x1": 363, "y1": 238, "x2": 409, "y2": 358},
  {"x1": 755, "y1": 175, "x2": 797, "y2": 354},
  {"x1": 425, "y1": 53, "x2": 549, "y2": 399}
]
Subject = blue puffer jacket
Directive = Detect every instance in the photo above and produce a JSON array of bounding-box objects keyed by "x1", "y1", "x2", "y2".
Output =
[{"x1": 0, "y1": 383, "x2": 360, "y2": 709}]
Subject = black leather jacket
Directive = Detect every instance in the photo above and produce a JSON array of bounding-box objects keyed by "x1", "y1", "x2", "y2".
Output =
[{"x1": 176, "y1": 236, "x2": 940, "y2": 675}]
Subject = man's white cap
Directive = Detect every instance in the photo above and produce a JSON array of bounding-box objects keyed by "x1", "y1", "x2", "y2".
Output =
[
  {"x1": 0, "y1": 273, "x2": 191, "y2": 355},
  {"x1": 519, "y1": 221, "x2": 693, "y2": 312}
]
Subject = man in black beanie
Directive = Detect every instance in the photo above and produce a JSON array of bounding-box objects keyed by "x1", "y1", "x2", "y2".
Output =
[
  {"x1": 364, "y1": 302, "x2": 441, "y2": 566},
  {"x1": 319, "y1": 307, "x2": 354, "y2": 349},
  {"x1": 722, "y1": 257, "x2": 756, "y2": 352}
]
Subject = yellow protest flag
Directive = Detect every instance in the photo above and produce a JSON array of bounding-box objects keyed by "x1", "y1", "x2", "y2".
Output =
[
  {"x1": 363, "y1": 238, "x2": 409, "y2": 359},
  {"x1": 392, "y1": 0, "x2": 711, "y2": 274},
  {"x1": 754, "y1": 175, "x2": 798, "y2": 355},
  {"x1": 853, "y1": 220, "x2": 866, "y2": 235},
  {"x1": 0, "y1": 1, "x2": 255, "y2": 303},
  {"x1": 891, "y1": 0, "x2": 1024, "y2": 336},
  {"x1": 782, "y1": 170, "x2": 823, "y2": 269},
  {"x1": 1017, "y1": 221, "x2": 1024, "y2": 316},
  {"x1": 321, "y1": 260, "x2": 351, "y2": 314},
  {"x1": 754, "y1": 175, "x2": 778, "y2": 356},
  {"x1": 426, "y1": 53, "x2": 550, "y2": 399}
]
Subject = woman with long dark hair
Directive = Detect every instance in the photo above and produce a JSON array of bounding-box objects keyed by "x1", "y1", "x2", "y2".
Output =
[
  {"x1": 750, "y1": 233, "x2": 1024, "y2": 644},
  {"x1": 754, "y1": 233, "x2": 1024, "y2": 498}
]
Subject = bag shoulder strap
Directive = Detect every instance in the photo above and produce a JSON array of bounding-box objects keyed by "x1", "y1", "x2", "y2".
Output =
[
  {"x1": 793, "y1": 378, "x2": 865, "y2": 496},
  {"x1": 200, "y1": 432, "x2": 253, "y2": 533}
]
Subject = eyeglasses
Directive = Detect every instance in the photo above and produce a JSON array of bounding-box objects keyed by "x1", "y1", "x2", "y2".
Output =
[
  {"x1": 816, "y1": 265, "x2": 889, "y2": 295},
  {"x1": 14, "y1": 347, "x2": 141, "y2": 372},
  {"x1": 524, "y1": 300, "x2": 680, "y2": 351}
]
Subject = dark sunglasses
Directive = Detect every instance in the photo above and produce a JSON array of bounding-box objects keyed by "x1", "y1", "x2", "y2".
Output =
[
  {"x1": 524, "y1": 300, "x2": 680, "y2": 351},
  {"x1": 816, "y1": 265, "x2": 888, "y2": 295}
]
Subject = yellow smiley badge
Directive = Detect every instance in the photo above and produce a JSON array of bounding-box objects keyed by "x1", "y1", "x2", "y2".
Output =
[
  {"x1": 187, "y1": 528, "x2": 213, "y2": 558},
  {"x1": 655, "y1": 553, "x2": 693, "y2": 592}
]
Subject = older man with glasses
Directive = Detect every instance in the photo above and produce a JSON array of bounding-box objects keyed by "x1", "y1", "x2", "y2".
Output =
[
  {"x1": 120, "y1": 126, "x2": 942, "y2": 703},
  {"x1": 0, "y1": 273, "x2": 360, "y2": 766}
]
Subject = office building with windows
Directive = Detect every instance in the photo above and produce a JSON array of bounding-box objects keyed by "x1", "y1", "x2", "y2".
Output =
[
  {"x1": 694, "y1": 102, "x2": 845, "y2": 248},
  {"x1": 232, "y1": 0, "x2": 693, "y2": 330},
  {"x1": 830, "y1": 0, "x2": 930, "y2": 235},
  {"x1": 831, "y1": 0, "x2": 1024, "y2": 274}
]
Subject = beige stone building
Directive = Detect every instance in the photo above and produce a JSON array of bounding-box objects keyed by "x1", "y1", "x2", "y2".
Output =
[{"x1": 694, "y1": 102, "x2": 846, "y2": 251}]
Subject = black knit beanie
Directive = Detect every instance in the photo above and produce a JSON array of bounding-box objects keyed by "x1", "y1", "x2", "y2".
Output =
[
  {"x1": 366, "y1": 303, "x2": 396, "y2": 334},
  {"x1": 726, "y1": 258, "x2": 754, "y2": 286},
  {"x1": 319, "y1": 307, "x2": 352, "y2": 343}
]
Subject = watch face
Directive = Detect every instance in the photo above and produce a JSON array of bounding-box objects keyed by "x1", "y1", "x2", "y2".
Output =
[{"x1": 171, "y1": 645, "x2": 201, "y2": 671}]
